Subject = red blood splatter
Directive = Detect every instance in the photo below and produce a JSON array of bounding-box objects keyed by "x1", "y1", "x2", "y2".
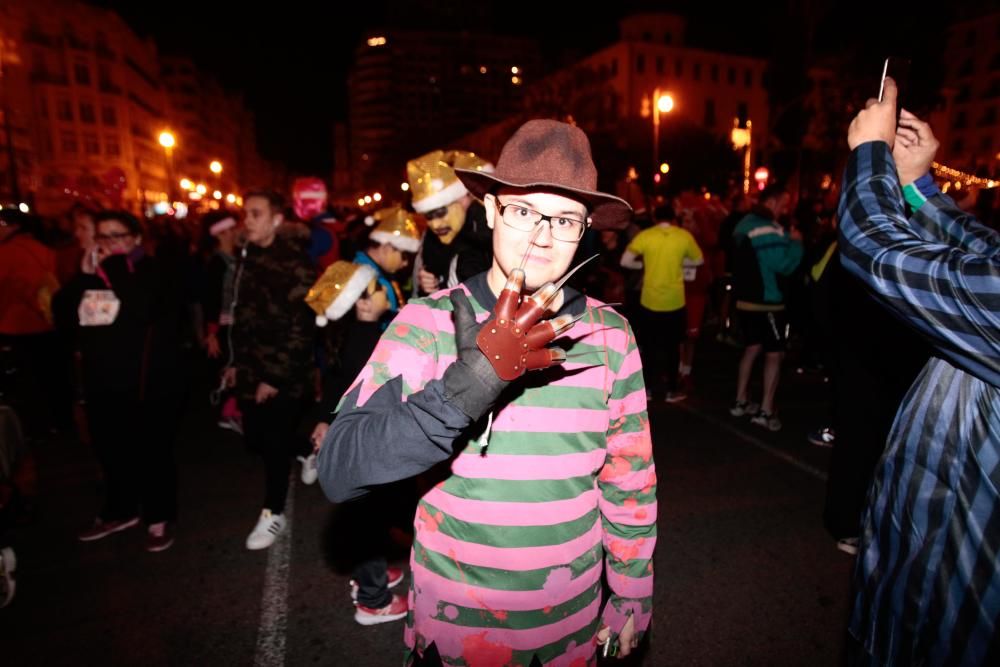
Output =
[
  {"x1": 570, "y1": 659, "x2": 589, "y2": 667},
  {"x1": 462, "y1": 631, "x2": 513, "y2": 667},
  {"x1": 635, "y1": 509, "x2": 648, "y2": 520},
  {"x1": 599, "y1": 456, "x2": 633, "y2": 481},
  {"x1": 623, "y1": 498, "x2": 638, "y2": 509},
  {"x1": 608, "y1": 539, "x2": 642, "y2": 561},
  {"x1": 543, "y1": 605, "x2": 553, "y2": 615},
  {"x1": 492, "y1": 610, "x2": 508, "y2": 622},
  {"x1": 395, "y1": 324, "x2": 410, "y2": 337},
  {"x1": 615, "y1": 437, "x2": 652, "y2": 461},
  {"x1": 417, "y1": 505, "x2": 443, "y2": 532}
]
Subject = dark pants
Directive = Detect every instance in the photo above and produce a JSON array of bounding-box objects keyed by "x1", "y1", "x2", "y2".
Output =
[
  {"x1": 241, "y1": 395, "x2": 307, "y2": 514},
  {"x1": 342, "y1": 490, "x2": 398, "y2": 608},
  {"x1": 637, "y1": 306, "x2": 687, "y2": 397},
  {"x1": 86, "y1": 391, "x2": 182, "y2": 524}
]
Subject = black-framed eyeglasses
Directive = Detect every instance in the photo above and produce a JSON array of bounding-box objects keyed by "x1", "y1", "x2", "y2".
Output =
[
  {"x1": 494, "y1": 199, "x2": 589, "y2": 243},
  {"x1": 95, "y1": 232, "x2": 134, "y2": 241}
]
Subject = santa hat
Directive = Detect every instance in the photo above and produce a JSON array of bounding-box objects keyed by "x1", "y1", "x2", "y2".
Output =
[
  {"x1": 407, "y1": 150, "x2": 494, "y2": 213},
  {"x1": 305, "y1": 260, "x2": 377, "y2": 327},
  {"x1": 368, "y1": 206, "x2": 423, "y2": 254}
]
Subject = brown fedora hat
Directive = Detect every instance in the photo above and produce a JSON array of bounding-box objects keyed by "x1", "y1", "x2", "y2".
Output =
[{"x1": 454, "y1": 119, "x2": 632, "y2": 230}]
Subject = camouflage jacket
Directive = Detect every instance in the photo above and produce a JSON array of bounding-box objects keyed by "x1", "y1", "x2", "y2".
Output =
[{"x1": 231, "y1": 229, "x2": 316, "y2": 401}]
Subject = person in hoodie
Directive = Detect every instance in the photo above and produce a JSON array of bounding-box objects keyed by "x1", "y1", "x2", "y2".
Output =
[
  {"x1": 222, "y1": 191, "x2": 316, "y2": 550},
  {"x1": 54, "y1": 210, "x2": 184, "y2": 553}
]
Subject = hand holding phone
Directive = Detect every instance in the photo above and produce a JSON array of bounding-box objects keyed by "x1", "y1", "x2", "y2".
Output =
[{"x1": 879, "y1": 57, "x2": 910, "y2": 117}]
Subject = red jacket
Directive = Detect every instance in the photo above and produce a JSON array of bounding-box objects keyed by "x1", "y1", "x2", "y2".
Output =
[{"x1": 0, "y1": 234, "x2": 58, "y2": 335}]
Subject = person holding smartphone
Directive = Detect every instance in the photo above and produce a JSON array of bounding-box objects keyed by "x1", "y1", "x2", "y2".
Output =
[{"x1": 840, "y1": 78, "x2": 1000, "y2": 666}]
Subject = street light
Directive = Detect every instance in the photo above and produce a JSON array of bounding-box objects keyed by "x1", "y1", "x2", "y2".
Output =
[
  {"x1": 158, "y1": 130, "x2": 177, "y2": 201},
  {"x1": 652, "y1": 88, "x2": 674, "y2": 186},
  {"x1": 210, "y1": 160, "x2": 222, "y2": 175},
  {"x1": 731, "y1": 118, "x2": 753, "y2": 195}
]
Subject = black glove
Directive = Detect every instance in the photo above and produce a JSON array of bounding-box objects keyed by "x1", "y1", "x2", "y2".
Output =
[{"x1": 441, "y1": 290, "x2": 509, "y2": 420}]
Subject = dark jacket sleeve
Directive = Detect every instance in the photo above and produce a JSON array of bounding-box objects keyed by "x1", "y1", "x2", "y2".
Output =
[
  {"x1": 315, "y1": 299, "x2": 476, "y2": 502},
  {"x1": 317, "y1": 376, "x2": 472, "y2": 502}
]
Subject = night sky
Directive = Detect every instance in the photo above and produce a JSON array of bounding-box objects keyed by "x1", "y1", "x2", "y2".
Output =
[{"x1": 88, "y1": 0, "x2": 986, "y2": 175}]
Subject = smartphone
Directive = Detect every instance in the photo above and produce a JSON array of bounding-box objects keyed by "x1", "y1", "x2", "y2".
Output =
[{"x1": 878, "y1": 57, "x2": 911, "y2": 115}]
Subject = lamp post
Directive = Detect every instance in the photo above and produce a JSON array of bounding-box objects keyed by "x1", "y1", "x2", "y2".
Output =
[
  {"x1": 652, "y1": 89, "x2": 674, "y2": 187},
  {"x1": 158, "y1": 130, "x2": 176, "y2": 202},
  {"x1": 730, "y1": 118, "x2": 753, "y2": 195}
]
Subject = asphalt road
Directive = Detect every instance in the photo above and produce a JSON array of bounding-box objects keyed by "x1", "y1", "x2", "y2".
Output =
[{"x1": 0, "y1": 339, "x2": 855, "y2": 666}]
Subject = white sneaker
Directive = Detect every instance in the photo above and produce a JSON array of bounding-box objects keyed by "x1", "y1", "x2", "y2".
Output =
[
  {"x1": 836, "y1": 537, "x2": 860, "y2": 556},
  {"x1": 297, "y1": 454, "x2": 318, "y2": 485},
  {"x1": 245, "y1": 509, "x2": 286, "y2": 550}
]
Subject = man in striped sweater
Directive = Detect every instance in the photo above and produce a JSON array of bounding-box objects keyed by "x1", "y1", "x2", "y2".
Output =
[
  {"x1": 318, "y1": 119, "x2": 655, "y2": 665},
  {"x1": 840, "y1": 79, "x2": 1000, "y2": 665}
]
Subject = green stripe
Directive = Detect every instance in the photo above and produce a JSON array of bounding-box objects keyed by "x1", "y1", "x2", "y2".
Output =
[
  {"x1": 608, "y1": 412, "x2": 648, "y2": 436},
  {"x1": 512, "y1": 385, "x2": 608, "y2": 410},
  {"x1": 461, "y1": 431, "x2": 605, "y2": 456},
  {"x1": 599, "y1": 483, "x2": 657, "y2": 507},
  {"x1": 423, "y1": 499, "x2": 600, "y2": 548},
  {"x1": 609, "y1": 368, "x2": 645, "y2": 400},
  {"x1": 414, "y1": 540, "x2": 603, "y2": 591},
  {"x1": 442, "y1": 475, "x2": 595, "y2": 503},
  {"x1": 428, "y1": 581, "x2": 602, "y2": 630},
  {"x1": 605, "y1": 556, "x2": 654, "y2": 579},
  {"x1": 563, "y1": 340, "x2": 625, "y2": 370}
]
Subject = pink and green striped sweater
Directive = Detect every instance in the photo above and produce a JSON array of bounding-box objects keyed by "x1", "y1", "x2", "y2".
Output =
[{"x1": 318, "y1": 273, "x2": 656, "y2": 666}]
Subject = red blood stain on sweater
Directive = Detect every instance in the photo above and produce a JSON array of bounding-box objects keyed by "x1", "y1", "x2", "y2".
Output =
[
  {"x1": 599, "y1": 456, "x2": 633, "y2": 481},
  {"x1": 395, "y1": 324, "x2": 410, "y2": 337},
  {"x1": 462, "y1": 631, "x2": 513, "y2": 667},
  {"x1": 635, "y1": 508, "x2": 648, "y2": 520},
  {"x1": 417, "y1": 505, "x2": 443, "y2": 532},
  {"x1": 609, "y1": 538, "x2": 645, "y2": 561}
]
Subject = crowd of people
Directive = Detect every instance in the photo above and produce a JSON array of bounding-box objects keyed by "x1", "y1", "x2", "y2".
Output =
[{"x1": 1, "y1": 92, "x2": 997, "y2": 665}]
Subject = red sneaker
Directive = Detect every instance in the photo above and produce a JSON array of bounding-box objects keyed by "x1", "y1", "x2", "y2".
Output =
[
  {"x1": 145, "y1": 522, "x2": 175, "y2": 553},
  {"x1": 350, "y1": 565, "x2": 404, "y2": 604},
  {"x1": 354, "y1": 593, "x2": 408, "y2": 626}
]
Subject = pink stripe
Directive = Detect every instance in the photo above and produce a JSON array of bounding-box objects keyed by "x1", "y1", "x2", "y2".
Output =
[
  {"x1": 606, "y1": 568, "x2": 654, "y2": 599},
  {"x1": 602, "y1": 500, "x2": 657, "y2": 526},
  {"x1": 412, "y1": 596, "x2": 602, "y2": 655},
  {"x1": 493, "y1": 405, "x2": 608, "y2": 433},
  {"x1": 416, "y1": 521, "x2": 603, "y2": 571},
  {"x1": 617, "y1": 347, "x2": 644, "y2": 379},
  {"x1": 450, "y1": 450, "x2": 606, "y2": 481},
  {"x1": 423, "y1": 488, "x2": 600, "y2": 527},
  {"x1": 409, "y1": 557, "x2": 601, "y2": 611},
  {"x1": 598, "y1": 461, "x2": 656, "y2": 492},
  {"x1": 607, "y1": 388, "x2": 646, "y2": 418}
]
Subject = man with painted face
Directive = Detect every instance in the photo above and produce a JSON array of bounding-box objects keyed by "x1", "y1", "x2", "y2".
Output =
[
  {"x1": 409, "y1": 150, "x2": 495, "y2": 295},
  {"x1": 318, "y1": 120, "x2": 656, "y2": 665}
]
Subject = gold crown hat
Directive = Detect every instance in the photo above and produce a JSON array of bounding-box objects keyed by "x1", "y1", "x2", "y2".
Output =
[
  {"x1": 406, "y1": 150, "x2": 494, "y2": 213},
  {"x1": 368, "y1": 205, "x2": 423, "y2": 253},
  {"x1": 305, "y1": 260, "x2": 378, "y2": 327}
]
